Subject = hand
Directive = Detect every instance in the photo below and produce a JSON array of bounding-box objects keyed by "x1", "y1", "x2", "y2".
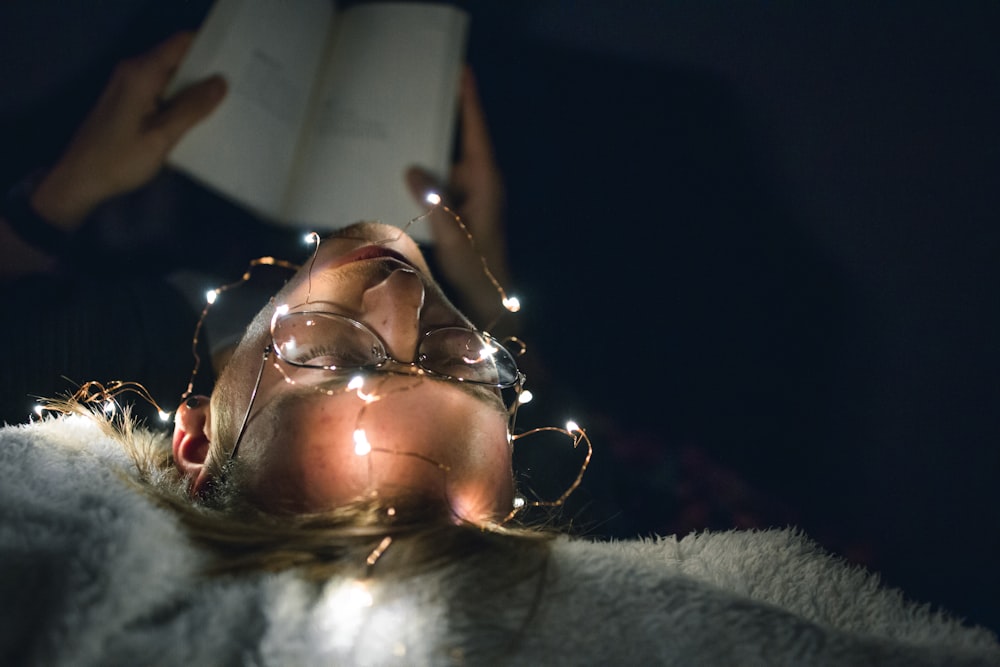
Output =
[
  {"x1": 31, "y1": 31, "x2": 227, "y2": 228},
  {"x1": 406, "y1": 68, "x2": 512, "y2": 328}
]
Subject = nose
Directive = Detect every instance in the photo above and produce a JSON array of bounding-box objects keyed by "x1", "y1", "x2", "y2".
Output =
[{"x1": 360, "y1": 268, "x2": 426, "y2": 361}]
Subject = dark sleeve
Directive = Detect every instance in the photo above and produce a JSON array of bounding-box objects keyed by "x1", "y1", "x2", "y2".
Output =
[{"x1": 0, "y1": 272, "x2": 213, "y2": 424}]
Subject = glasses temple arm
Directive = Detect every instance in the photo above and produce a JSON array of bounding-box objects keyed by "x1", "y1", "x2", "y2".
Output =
[{"x1": 229, "y1": 345, "x2": 271, "y2": 462}]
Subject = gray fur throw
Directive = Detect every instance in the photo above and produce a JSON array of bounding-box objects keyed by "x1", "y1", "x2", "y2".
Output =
[{"x1": 1, "y1": 415, "x2": 997, "y2": 665}]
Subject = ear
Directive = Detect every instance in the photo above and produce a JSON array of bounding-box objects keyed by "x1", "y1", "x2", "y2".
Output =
[{"x1": 172, "y1": 395, "x2": 213, "y2": 496}]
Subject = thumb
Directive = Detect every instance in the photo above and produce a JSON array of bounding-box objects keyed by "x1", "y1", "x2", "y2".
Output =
[
  {"x1": 156, "y1": 75, "x2": 228, "y2": 147},
  {"x1": 405, "y1": 165, "x2": 445, "y2": 206}
]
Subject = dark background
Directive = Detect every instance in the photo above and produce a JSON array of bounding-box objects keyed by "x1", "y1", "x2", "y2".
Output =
[{"x1": 2, "y1": 1, "x2": 997, "y2": 633}]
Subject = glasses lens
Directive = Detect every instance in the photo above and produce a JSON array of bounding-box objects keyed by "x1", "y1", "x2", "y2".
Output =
[
  {"x1": 273, "y1": 312, "x2": 384, "y2": 369},
  {"x1": 419, "y1": 328, "x2": 520, "y2": 386}
]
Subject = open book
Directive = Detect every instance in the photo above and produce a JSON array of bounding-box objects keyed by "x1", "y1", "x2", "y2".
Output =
[{"x1": 166, "y1": 0, "x2": 469, "y2": 243}]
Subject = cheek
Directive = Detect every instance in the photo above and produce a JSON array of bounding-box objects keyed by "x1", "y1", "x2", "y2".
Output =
[
  {"x1": 362, "y1": 389, "x2": 513, "y2": 520},
  {"x1": 443, "y1": 419, "x2": 515, "y2": 521},
  {"x1": 243, "y1": 398, "x2": 370, "y2": 511}
]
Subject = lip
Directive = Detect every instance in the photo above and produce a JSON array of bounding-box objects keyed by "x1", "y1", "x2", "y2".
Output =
[{"x1": 323, "y1": 245, "x2": 417, "y2": 272}]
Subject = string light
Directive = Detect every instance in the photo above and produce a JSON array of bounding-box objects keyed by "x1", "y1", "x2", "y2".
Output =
[
  {"x1": 345, "y1": 375, "x2": 379, "y2": 403},
  {"x1": 366, "y1": 536, "x2": 393, "y2": 568},
  {"x1": 169, "y1": 208, "x2": 594, "y2": 566},
  {"x1": 184, "y1": 256, "x2": 302, "y2": 399},
  {"x1": 353, "y1": 429, "x2": 372, "y2": 456},
  {"x1": 78, "y1": 209, "x2": 589, "y2": 540},
  {"x1": 254, "y1": 232, "x2": 593, "y2": 530},
  {"x1": 20, "y1": 208, "x2": 598, "y2": 603},
  {"x1": 403, "y1": 200, "x2": 521, "y2": 323},
  {"x1": 503, "y1": 423, "x2": 594, "y2": 523}
]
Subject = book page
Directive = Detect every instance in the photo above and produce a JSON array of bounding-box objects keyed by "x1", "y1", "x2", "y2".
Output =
[
  {"x1": 166, "y1": 0, "x2": 334, "y2": 219},
  {"x1": 284, "y1": 3, "x2": 468, "y2": 243}
]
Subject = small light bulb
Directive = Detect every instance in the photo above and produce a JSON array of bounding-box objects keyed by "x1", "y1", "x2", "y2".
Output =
[
  {"x1": 517, "y1": 389, "x2": 534, "y2": 405},
  {"x1": 565, "y1": 420, "x2": 580, "y2": 433},
  {"x1": 502, "y1": 296, "x2": 521, "y2": 312},
  {"x1": 353, "y1": 429, "x2": 372, "y2": 456},
  {"x1": 158, "y1": 410, "x2": 171, "y2": 422},
  {"x1": 275, "y1": 303, "x2": 290, "y2": 316},
  {"x1": 103, "y1": 400, "x2": 117, "y2": 414},
  {"x1": 347, "y1": 375, "x2": 378, "y2": 402},
  {"x1": 513, "y1": 495, "x2": 526, "y2": 509},
  {"x1": 205, "y1": 290, "x2": 218, "y2": 305},
  {"x1": 425, "y1": 191, "x2": 441, "y2": 205},
  {"x1": 304, "y1": 232, "x2": 318, "y2": 244},
  {"x1": 33, "y1": 404, "x2": 44, "y2": 417}
]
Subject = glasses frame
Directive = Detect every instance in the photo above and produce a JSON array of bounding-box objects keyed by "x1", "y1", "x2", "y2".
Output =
[
  {"x1": 228, "y1": 308, "x2": 525, "y2": 461},
  {"x1": 273, "y1": 310, "x2": 522, "y2": 387}
]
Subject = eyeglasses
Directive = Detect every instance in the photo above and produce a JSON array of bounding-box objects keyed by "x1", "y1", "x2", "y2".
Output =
[
  {"x1": 229, "y1": 308, "x2": 525, "y2": 461},
  {"x1": 273, "y1": 310, "x2": 522, "y2": 387}
]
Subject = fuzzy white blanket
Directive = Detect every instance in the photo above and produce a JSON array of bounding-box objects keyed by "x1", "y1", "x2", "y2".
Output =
[{"x1": 1, "y1": 416, "x2": 997, "y2": 666}]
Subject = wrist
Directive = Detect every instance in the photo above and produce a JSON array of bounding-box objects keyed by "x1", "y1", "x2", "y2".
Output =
[
  {"x1": 29, "y1": 160, "x2": 106, "y2": 228},
  {"x1": 2, "y1": 170, "x2": 78, "y2": 256}
]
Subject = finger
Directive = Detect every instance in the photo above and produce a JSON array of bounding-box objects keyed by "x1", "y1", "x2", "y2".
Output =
[
  {"x1": 155, "y1": 75, "x2": 227, "y2": 147},
  {"x1": 458, "y1": 67, "x2": 496, "y2": 163},
  {"x1": 142, "y1": 31, "x2": 198, "y2": 84},
  {"x1": 109, "y1": 32, "x2": 198, "y2": 111},
  {"x1": 405, "y1": 166, "x2": 444, "y2": 204}
]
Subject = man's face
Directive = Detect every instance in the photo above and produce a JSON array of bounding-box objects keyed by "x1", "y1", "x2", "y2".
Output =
[{"x1": 208, "y1": 222, "x2": 514, "y2": 522}]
